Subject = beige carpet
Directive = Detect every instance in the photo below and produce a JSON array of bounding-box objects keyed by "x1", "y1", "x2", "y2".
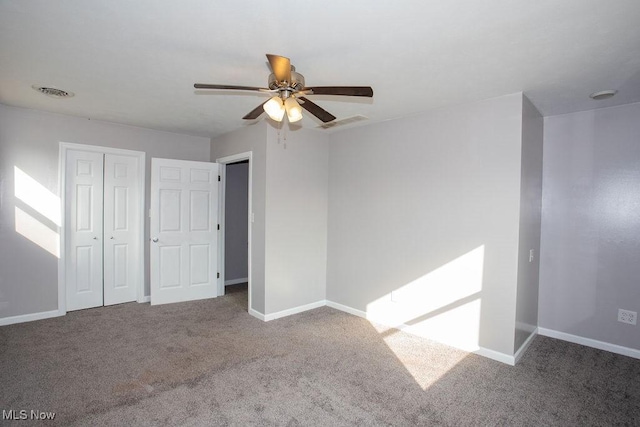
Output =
[{"x1": 1, "y1": 284, "x2": 639, "y2": 426}]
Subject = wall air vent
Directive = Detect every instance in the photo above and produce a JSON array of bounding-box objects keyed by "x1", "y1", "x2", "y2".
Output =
[
  {"x1": 32, "y1": 85, "x2": 75, "y2": 99},
  {"x1": 317, "y1": 115, "x2": 368, "y2": 130}
]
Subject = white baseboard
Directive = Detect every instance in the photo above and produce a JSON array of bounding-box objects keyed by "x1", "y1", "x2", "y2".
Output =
[
  {"x1": 0, "y1": 309, "x2": 64, "y2": 327},
  {"x1": 225, "y1": 277, "x2": 248, "y2": 286},
  {"x1": 326, "y1": 300, "x2": 367, "y2": 319},
  {"x1": 138, "y1": 296, "x2": 150, "y2": 303},
  {"x1": 264, "y1": 300, "x2": 326, "y2": 322},
  {"x1": 514, "y1": 327, "x2": 539, "y2": 364},
  {"x1": 474, "y1": 347, "x2": 515, "y2": 366},
  {"x1": 538, "y1": 327, "x2": 640, "y2": 360},
  {"x1": 326, "y1": 299, "x2": 519, "y2": 366},
  {"x1": 248, "y1": 308, "x2": 266, "y2": 321}
]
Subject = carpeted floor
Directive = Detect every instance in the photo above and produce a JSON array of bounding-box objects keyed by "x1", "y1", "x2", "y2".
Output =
[{"x1": 1, "y1": 283, "x2": 639, "y2": 426}]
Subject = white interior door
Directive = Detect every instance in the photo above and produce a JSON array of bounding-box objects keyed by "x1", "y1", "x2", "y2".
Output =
[
  {"x1": 103, "y1": 154, "x2": 140, "y2": 306},
  {"x1": 66, "y1": 150, "x2": 104, "y2": 311},
  {"x1": 150, "y1": 158, "x2": 219, "y2": 305}
]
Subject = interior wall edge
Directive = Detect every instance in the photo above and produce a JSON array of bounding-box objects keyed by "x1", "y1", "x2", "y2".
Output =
[{"x1": 513, "y1": 327, "x2": 539, "y2": 364}]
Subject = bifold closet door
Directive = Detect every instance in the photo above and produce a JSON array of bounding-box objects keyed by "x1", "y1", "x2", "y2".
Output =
[
  {"x1": 103, "y1": 154, "x2": 140, "y2": 306},
  {"x1": 65, "y1": 150, "x2": 105, "y2": 311},
  {"x1": 66, "y1": 149, "x2": 142, "y2": 311}
]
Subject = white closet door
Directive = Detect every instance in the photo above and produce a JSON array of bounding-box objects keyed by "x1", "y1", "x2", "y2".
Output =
[
  {"x1": 66, "y1": 150, "x2": 104, "y2": 311},
  {"x1": 150, "y1": 158, "x2": 219, "y2": 305},
  {"x1": 103, "y1": 154, "x2": 140, "y2": 306}
]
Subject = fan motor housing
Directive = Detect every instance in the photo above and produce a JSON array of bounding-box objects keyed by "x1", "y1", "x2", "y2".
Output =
[{"x1": 268, "y1": 71, "x2": 305, "y2": 90}]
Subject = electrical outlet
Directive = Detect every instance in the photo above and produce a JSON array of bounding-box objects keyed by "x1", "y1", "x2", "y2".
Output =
[{"x1": 618, "y1": 309, "x2": 637, "y2": 325}]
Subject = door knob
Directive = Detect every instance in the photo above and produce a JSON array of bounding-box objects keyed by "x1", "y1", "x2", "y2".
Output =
[
  {"x1": 110, "y1": 236, "x2": 114, "y2": 240},
  {"x1": 152, "y1": 238, "x2": 159, "y2": 243},
  {"x1": 93, "y1": 236, "x2": 98, "y2": 240}
]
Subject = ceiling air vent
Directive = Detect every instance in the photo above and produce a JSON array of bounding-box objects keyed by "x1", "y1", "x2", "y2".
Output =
[
  {"x1": 32, "y1": 85, "x2": 75, "y2": 99},
  {"x1": 318, "y1": 115, "x2": 368, "y2": 130}
]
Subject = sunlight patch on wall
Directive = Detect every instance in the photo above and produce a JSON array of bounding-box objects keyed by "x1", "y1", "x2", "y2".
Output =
[
  {"x1": 14, "y1": 166, "x2": 61, "y2": 226},
  {"x1": 366, "y1": 245, "x2": 485, "y2": 352},
  {"x1": 13, "y1": 166, "x2": 61, "y2": 257},
  {"x1": 15, "y1": 207, "x2": 60, "y2": 257}
]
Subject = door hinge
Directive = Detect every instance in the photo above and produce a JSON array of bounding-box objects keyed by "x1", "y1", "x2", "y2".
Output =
[
  {"x1": 217, "y1": 272, "x2": 220, "y2": 279},
  {"x1": 217, "y1": 224, "x2": 220, "y2": 230},
  {"x1": 218, "y1": 175, "x2": 221, "y2": 182}
]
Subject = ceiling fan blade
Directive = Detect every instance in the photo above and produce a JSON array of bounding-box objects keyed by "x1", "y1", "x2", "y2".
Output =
[
  {"x1": 194, "y1": 83, "x2": 272, "y2": 92},
  {"x1": 242, "y1": 100, "x2": 268, "y2": 120},
  {"x1": 298, "y1": 97, "x2": 336, "y2": 123},
  {"x1": 266, "y1": 54, "x2": 291, "y2": 84},
  {"x1": 304, "y1": 86, "x2": 373, "y2": 97}
]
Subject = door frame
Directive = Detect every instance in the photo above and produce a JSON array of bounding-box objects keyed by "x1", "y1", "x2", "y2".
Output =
[
  {"x1": 216, "y1": 152, "x2": 253, "y2": 312},
  {"x1": 58, "y1": 142, "x2": 146, "y2": 315}
]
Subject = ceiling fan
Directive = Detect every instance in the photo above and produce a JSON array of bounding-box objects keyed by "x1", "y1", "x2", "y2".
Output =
[{"x1": 194, "y1": 54, "x2": 373, "y2": 124}]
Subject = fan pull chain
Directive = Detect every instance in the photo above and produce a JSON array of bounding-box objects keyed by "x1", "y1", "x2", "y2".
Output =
[
  {"x1": 275, "y1": 120, "x2": 287, "y2": 149},
  {"x1": 283, "y1": 122, "x2": 287, "y2": 149},
  {"x1": 277, "y1": 123, "x2": 281, "y2": 145}
]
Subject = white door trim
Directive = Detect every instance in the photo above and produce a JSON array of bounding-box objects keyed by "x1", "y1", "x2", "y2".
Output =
[
  {"x1": 216, "y1": 152, "x2": 253, "y2": 314},
  {"x1": 58, "y1": 142, "x2": 146, "y2": 315}
]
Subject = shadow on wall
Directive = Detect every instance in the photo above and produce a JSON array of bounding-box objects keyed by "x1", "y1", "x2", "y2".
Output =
[
  {"x1": 13, "y1": 166, "x2": 60, "y2": 258},
  {"x1": 366, "y1": 245, "x2": 485, "y2": 352}
]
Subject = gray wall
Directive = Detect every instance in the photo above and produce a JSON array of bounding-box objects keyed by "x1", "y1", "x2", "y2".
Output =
[
  {"x1": 0, "y1": 104, "x2": 210, "y2": 319},
  {"x1": 264, "y1": 126, "x2": 329, "y2": 314},
  {"x1": 539, "y1": 102, "x2": 640, "y2": 350},
  {"x1": 326, "y1": 93, "x2": 525, "y2": 355},
  {"x1": 211, "y1": 123, "x2": 329, "y2": 316},
  {"x1": 224, "y1": 162, "x2": 249, "y2": 282},
  {"x1": 211, "y1": 122, "x2": 268, "y2": 314},
  {"x1": 514, "y1": 96, "x2": 544, "y2": 351}
]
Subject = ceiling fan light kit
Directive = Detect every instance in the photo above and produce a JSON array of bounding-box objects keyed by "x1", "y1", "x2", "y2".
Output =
[
  {"x1": 194, "y1": 54, "x2": 373, "y2": 125},
  {"x1": 264, "y1": 96, "x2": 285, "y2": 121},
  {"x1": 284, "y1": 97, "x2": 303, "y2": 123}
]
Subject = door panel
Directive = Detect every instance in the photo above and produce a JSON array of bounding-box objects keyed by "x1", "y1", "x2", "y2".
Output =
[
  {"x1": 190, "y1": 191, "x2": 210, "y2": 231},
  {"x1": 75, "y1": 246, "x2": 94, "y2": 292},
  {"x1": 159, "y1": 245, "x2": 182, "y2": 288},
  {"x1": 150, "y1": 158, "x2": 219, "y2": 305},
  {"x1": 66, "y1": 150, "x2": 104, "y2": 311},
  {"x1": 113, "y1": 187, "x2": 128, "y2": 230},
  {"x1": 103, "y1": 154, "x2": 140, "y2": 306},
  {"x1": 190, "y1": 244, "x2": 210, "y2": 285},
  {"x1": 159, "y1": 189, "x2": 181, "y2": 231},
  {"x1": 113, "y1": 244, "x2": 128, "y2": 288}
]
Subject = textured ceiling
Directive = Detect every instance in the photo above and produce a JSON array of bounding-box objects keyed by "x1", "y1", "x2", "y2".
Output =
[{"x1": 1, "y1": 0, "x2": 639, "y2": 138}]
